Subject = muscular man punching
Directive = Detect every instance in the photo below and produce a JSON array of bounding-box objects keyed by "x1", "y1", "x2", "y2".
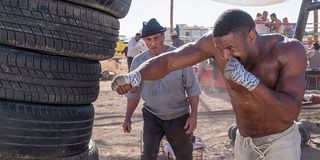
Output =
[{"x1": 112, "y1": 9, "x2": 307, "y2": 159}]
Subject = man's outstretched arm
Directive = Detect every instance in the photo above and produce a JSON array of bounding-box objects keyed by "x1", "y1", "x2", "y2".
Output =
[{"x1": 112, "y1": 32, "x2": 218, "y2": 94}]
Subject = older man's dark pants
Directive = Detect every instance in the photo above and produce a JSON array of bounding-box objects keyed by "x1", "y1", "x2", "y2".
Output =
[
  {"x1": 141, "y1": 108, "x2": 193, "y2": 160},
  {"x1": 127, "y1": 57, "x2": 134, "y2": 71}
]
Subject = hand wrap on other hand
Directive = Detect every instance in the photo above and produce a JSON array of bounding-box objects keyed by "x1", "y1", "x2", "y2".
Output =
[{"x1": 223, "y1": 57, "x2": 260, "y2": 91}]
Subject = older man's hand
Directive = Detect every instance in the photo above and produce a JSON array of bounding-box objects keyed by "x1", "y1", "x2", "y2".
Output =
[{"x1": 111, "y1": 70, "x2": 141, "y2": 95}]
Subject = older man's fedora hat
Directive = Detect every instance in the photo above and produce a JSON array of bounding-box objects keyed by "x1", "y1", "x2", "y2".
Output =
[{"x1": 140, "y1": 18, "x2": 167, "y2": 38}]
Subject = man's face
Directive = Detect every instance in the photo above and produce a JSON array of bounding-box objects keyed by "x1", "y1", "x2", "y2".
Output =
[
  {"x1": 262, "y1": 11, "x2": 268, "y2": 18},
  {"x1": 143, "y1": 33, "x2": 165, "y2": 55},
  {"x1": 214, "y1": 32, "x2": 250, "y2": 64},
  {"x1": 135, "y1": 35, "x2": 140, "y2": 41},
  {"x1": 270, "y1": 16, "x2": 276, "y2": 21}
]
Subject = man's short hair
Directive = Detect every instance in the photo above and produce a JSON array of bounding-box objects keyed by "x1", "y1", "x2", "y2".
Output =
[
  {"x1": 270, "y1": 13, "x2": 277, "y2": 18},
  {"x1": 213, "y1": 9, "x2": 255, "y2": 37},
  {"x1": 135, "y1": 33, "x2": 141, "y2": 37}
]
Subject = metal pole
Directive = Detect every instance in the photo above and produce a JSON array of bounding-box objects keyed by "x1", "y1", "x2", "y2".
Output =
[
  {"x1": 314, "y1": 0, "x2": 319, "y2": 42},
  {"x1": 295, "y1": 0, "x2": 312, "y2": 41},
  {"x1": 170, "y1": 0, "x2": 174, "y2": 33}
]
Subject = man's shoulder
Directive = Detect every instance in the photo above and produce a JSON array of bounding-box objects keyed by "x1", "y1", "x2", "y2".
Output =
[
  {"x1": 265, "y1": 35, "x2": 303, "y2": 52},
  {"x1": 269, "y1": 36, "x2": 307, "y2": 65},
  {"x1": 277, "y1": 37, "x2": 305, "y2": 53},
  {"x1": 167, "y1": 45, "x2": 176, "y2": 51},
  {"x1": 133, "y1": 50, "x2": 150, "y2": 61}
]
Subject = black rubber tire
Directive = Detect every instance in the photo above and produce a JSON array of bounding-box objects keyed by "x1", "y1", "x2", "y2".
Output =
[
  {"x1": 0, "y1": 100, "x2": 94, "y2": 159},
  {"x1": 228, "y1": 123, "x2": 237, "y2": 141},
  {"x1": 63, "y1": 140, "x2": 99, "y2": 160},
  {"x1": 0, "y1": 140, "x2": 99, "y2": 160},
  {"x1": 297, "y1": 122, "x2": 310, "y2": 146},
  {"x1": 0, "y1": 0, "x2": 119, "y2": 60},
  {"x1": 0, "y1": 45, "x2": 100, "y2": 105},
  {"x1": 65, "y1": 0, "x2": 132, "y2": 19},
  {"x1": 231, "y1": 125, "x2": 238, "y2": 141}
]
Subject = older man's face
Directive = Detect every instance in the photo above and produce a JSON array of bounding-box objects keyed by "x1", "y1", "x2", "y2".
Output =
[{"x1": 143, "y1": 33, "x2": 165, "y2": 56}]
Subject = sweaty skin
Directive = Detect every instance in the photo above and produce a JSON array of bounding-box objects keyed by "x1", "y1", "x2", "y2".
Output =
[{"x1": 115, "y1": 30, "x2": 307, "y2": 138}]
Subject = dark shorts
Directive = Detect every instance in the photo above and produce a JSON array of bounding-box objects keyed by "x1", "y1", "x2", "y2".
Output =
[
  {"x1": 127, "y1": 57, "x2": 134, "y2": 71},
  {"x1": 141, "y1": 108, "x2": 193, "y2": 160}
]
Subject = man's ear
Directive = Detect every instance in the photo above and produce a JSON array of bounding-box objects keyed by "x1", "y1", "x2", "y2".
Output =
[{"x1": 247, "y1": 29, "x2": 256, "y2": 44}]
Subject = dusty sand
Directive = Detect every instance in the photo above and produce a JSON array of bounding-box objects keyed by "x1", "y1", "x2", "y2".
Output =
[{"x1": 92, "y1": 59, "x2": 320, "y2": 160}]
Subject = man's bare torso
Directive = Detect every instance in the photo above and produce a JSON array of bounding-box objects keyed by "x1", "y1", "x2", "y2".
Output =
[{"x1": 215, "y1": 35, "x2": 300, "y2": 138}]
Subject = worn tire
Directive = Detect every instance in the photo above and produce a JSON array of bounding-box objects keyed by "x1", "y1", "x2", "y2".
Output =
[
  {"x1": 0, "y1": 100, "x2": 94, "y2": 159},
  {"x1": 63, "y1": 140, "x2": 99, "y2": 160},
  {"x1": 0, "y1": 45, "x2": 100, "y2": 105},
  {"x1": 228, "y1": 123, "x2": 237, "y2": 141},
  {"x1": 297, "y1": 122, "x2": 310, "y2": 146},
  {"x1": 65, "y1": 0, "x2": 132, "y2": 19},
  {"x1": 0, "y1": 0, "x2": 119, "y2": 60},
  {"x1": 0, "y1": 140, "x2": 99, "y2": 160}
]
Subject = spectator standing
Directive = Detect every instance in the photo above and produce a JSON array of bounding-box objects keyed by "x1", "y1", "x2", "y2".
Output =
[
  {"x1": 254, "y1": 13, "x2": 263, "y2": 23},
  {"x1": 197, "y1": 60, "x2": 208, "y2": 81},
  {"x1": 197, "y1": 59, "x2": 219, "y2": 82},
  {"x1": 307, "y1": 42, "x2": 320, "y2": 69},
  {"x1": 127, "y1": 33, "x2": 146, "y2": 71},
  {"x1": 282, "y1": 17, "x2": 294, "y2": 37},
  {"x1": 270, "y1": 13, "x2": 282, "y2": 33},
  {"x1": 171, "y1": 32, "x2": 184, "y2": 48},
  {"x1": 255, "y1": 11, "x2": 271, "y2": 34}
]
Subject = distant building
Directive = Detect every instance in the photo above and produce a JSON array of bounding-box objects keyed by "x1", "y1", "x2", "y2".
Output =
[{"x1": 164, "y1": 24, "x2": 210, "y2": 45}]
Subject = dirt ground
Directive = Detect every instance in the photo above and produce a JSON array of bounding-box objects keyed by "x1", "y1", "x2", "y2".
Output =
[{"x1": 92, "y1": 59, "x2": 320, "y2": 160}]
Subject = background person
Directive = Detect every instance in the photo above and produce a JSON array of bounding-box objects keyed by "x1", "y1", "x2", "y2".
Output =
[
  {"x1": 122, "y1": 18, "x2": 201, "y2": 160},
  {"x1": 126, "y1": 33, "x2": 146, "y2": 71},
  {"x1": 256, "y1": 10, "x2": 271, "y2": 34},
  {"x1": 269, "y1": 13, "x2": 282, "y2": 33},
  {"x1": 254, "y1": 12, "x2": 263, "y2": 24},
  {"x1": 282, "y1": 17, "x2": 294, "y2": 37},
  {"x1": 171, "y1": 32, "x2": 184, "y2": 48},
  {"x1": 307, "y1": 42, "x2": 320, "y2": 69}
]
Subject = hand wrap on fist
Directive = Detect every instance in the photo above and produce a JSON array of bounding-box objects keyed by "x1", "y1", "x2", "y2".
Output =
[
  {"x1": 111, "y1": 70, "x2": 141, "y2": 91},
  {"x1": 223, "y1": 57, "x2": 260, "y2": 91}
]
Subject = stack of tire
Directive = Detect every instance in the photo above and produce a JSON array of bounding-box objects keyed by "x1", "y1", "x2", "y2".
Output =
[{"x1": 0, "y1": 0, "x2": 131, "y2": 159}]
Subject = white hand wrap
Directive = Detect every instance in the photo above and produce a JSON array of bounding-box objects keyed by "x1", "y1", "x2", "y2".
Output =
[
  {"x1": 111, "y1": 70, "x2": 141, "y2": 91},
  {"x1": 223, "y1": 57, "x2": 260, "y2": 91}
]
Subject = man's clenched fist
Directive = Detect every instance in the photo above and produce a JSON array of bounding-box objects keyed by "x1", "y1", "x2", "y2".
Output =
[
  {"x1": 223, "y1": 57, "x2": 260, "y2": 91},
  {"x1": 111, "y1": 70, "x2": 141, "y2": 95}
]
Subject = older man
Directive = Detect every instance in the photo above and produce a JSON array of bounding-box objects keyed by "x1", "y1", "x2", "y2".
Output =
[{"x1": 121, "y1": 18, "x2": 201, "y2": 160}]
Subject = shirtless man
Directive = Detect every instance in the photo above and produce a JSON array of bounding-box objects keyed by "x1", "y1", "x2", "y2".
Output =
[{"x1": 112, "y1": 9, "x2": 307, "y2": 159}]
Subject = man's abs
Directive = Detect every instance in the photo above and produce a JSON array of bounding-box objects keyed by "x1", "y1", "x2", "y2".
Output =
[
  {"x1": 232, "y1": 98, "x2": 293, "y2": 138},
  {"x1": 236, "y1": 117, "x2": 293, "y2": 138}
]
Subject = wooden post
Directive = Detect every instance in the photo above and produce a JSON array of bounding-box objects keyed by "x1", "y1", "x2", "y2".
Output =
[
  {"x1": 314, "y1": 0, "x2": 319, "y2": 42},
  {"x1": 295, "y1": 0, "x2": 312, "y2": 41},
  {"x1": 170, "y1": 0, "x2": 174, "y2": 33}
]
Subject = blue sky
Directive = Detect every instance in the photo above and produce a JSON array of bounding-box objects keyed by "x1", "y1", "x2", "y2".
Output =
[{"x1": 119, "y1": 0, "x2": 309, "y2": 37}]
